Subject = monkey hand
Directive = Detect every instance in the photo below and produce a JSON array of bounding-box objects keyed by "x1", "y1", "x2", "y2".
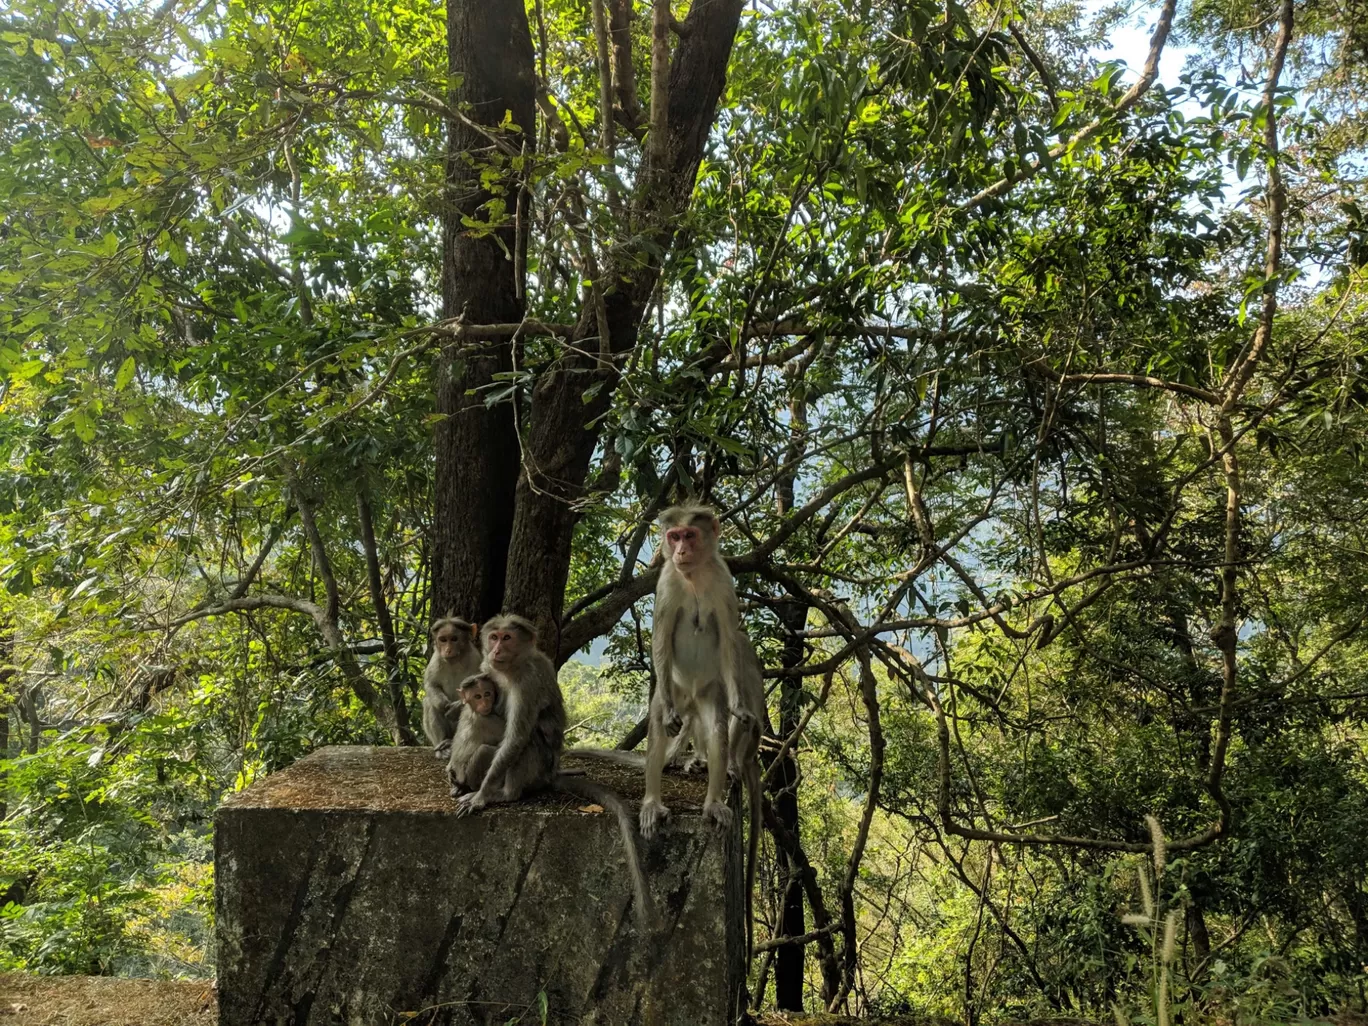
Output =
[
  {"x1": 663, "y1": 705, "x2": 684, "y2": 737},
  {"x1": 702, "y1": 799, "x2": 734, "y2": 831},
  {"x1": 454, "y1": 791, "x2": 488, "y2": 817},
  {"x1": 639, "y1": 797, "x2": 671, "y2": 839},
  {"x1": 434, "y1": 740, "x2": 452, "y2": 760}
]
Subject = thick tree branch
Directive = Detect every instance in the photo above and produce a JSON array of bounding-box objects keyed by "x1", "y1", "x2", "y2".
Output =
[
  {"x1": 650, "y1": 0, "x2": 671, "y2": 168},
  {"x1": 754, "y1": 923, "x2": 840, "y2": 954},
  {"x1": 557, "y1": 453, "x2": 905, "y2": 660},
  {"x1": 609, "y1": 0, "x2": 645, "y2": 132},
  {"x1": 1059, "y1": 372, "x2": 1219, "y2": 405}
]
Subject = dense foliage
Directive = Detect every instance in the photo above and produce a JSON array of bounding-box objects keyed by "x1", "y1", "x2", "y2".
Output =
[{"x1": 1, "y1": 0, "x2": 1366, "y2": 1020}]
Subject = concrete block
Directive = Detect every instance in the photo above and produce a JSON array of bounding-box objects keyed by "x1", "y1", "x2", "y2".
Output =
[{"x1": 214, "y1": 747, "x2": 744, "y2": 1026}]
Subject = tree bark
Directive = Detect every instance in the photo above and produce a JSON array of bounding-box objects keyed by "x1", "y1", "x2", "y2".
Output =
[
  {"x1": 770, "y1": 378, "x2": 810, "y2": 1011},
  {"x1": 771, "y1": 597, "x2": 808, "y2": 1011},
  {"x1": 0, "y1": 618, "x2": 11, "y2": 822},
  {"x1": 23, "y1": 682, "x2": 39, "y2": 754},
  {"x1": 433, "y1": 0, "x2": 537, "y2": 625},
  {"x1": 501, "y1": 0, "x2": 744, "y2": 651},
  {"x1": 358, "y1": 486, "x2": 411, "y2": 740}
]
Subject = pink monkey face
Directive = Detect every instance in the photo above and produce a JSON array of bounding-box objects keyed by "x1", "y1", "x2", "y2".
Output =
[
  {"x1": 433, "y1": 622, "x2": 474, "y2": 662},
  {"x1": 461, "y1": 680, "x2": 496, "y2": 716},
  {"x1": 665, "y1": 523, "x2": 710, "y2": 570},
  {"x1": 485, "y1": 628, "x2": 522, "y2": 667}
]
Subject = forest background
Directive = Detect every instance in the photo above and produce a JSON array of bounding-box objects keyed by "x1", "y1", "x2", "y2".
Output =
[{"x1": 1, "y1": 0, "x2": 1367, "y2": 1020}]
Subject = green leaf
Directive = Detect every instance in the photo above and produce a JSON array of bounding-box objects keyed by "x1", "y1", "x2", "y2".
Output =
[
  {"x1": 114, "y1": 356, "x2": 136, "y2": 391},
  {"x1": 73, "y1": 408, "x2": 95, "y2": 442}
]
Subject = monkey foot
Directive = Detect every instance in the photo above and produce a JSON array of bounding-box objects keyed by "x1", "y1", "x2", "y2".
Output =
[
  {"x1": 678, "y1": 755, "x2": 707, "y2": 775},
  {"x1": 453, "y1": 792, "x2": 487, "y2": 817},
  {"x1": 702, "y1": 800, "x2": 733, "y2": 831},
  {"x1": 639, "y1": 797, "x2": 670, "y2": 838},
  {"x1": 434, "y1": 743, "x2": 451, "y2": 760}
]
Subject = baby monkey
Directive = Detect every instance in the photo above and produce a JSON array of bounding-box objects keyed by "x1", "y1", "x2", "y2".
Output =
[
  {"x1": 445, "y1": 673, "x2": 506, "y2": 796},
  {"x1": 423, "y1": 613, "x2": 482, "y2": 758}
]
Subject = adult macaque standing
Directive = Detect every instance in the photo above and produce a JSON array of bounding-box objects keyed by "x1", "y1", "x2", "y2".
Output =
[
  {"x1": 641, "y1": 504, "x2": 759, "y2": 839},
  {"x1": 422, "y1": 614, "x2": 482, "y2": 757},
  {"x1": 445, "y1": 674, "x2": 505, "y2": 795},
  {"x1": 454, "y1": 615, "x2": 656, "y2": 930}
]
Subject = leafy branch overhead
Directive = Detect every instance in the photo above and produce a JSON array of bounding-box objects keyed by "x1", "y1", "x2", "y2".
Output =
[{"x1": 1, "y1": 0, "x2": 1367, "y2": 1018}]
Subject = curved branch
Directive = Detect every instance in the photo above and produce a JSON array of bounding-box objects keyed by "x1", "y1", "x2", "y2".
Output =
[
  {"x1": 883, "y1": 642, "x2": 1227, "y2": 853},
  {"x1": 169, "y1": 595, "x2": 402, "y2": 743},
  {"x1": 228, "y1": 511, "x2": 293, "y2": 601},
  {"x1": 1219, "y1": 0, "x2": 1293, "y2": 411},
  {"x1": 959, "y1": 0, "x2": 1177, "y2": 212},
  {"x1": 1060, "y1": 372, "x2": 1218, "y2": 405}
]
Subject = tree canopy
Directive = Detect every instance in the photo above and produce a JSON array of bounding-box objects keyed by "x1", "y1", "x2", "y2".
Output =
[{"x1": 1, "y1": 0, "x2": 1367, "y2": 1019}]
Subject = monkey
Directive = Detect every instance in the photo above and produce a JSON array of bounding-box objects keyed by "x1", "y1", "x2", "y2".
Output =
[
  {"x1": 452, "y1": 614, "x2": 656, "y2": 931},
  {"x1": 445, "y1": 673, "x2": 505, "y2": 795},
  {"x1": 454, "y1": 614, "x2": 564, "y2": 812},
  {"x1": 423, "y1": 613, "x2": 483, "y2": 758},
  {"x1": 653, "y1": 505, "x2": 759, "y2": 746},
  {"x1": 640, "y1": 504, "x2": 760, "y2": 838},
  {"x1": 625, "y1": 503, "x2": 766, "y2": 958}
]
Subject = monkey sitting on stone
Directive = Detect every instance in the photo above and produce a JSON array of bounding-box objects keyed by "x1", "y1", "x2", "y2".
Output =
[
  {"x1": 454, "y1": 614, "x2": 657, "y2": 931},
  {"x1": 445, "y1": 673, "x2": 505, "y2": 796},
  {"x1": 423, "y1": 613, "x2": 482, "y2": 758}
]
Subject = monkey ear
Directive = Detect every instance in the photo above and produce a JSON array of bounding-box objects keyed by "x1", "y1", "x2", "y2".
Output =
[
  {"x1": 469, "y1": 622, "x2": 479, "y2": 640},
  {"x1": 710, "y1": 516, "x2": 721, "y2": 538}
]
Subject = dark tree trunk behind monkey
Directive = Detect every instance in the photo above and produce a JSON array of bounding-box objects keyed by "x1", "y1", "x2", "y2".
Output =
[
  {"x1": 771, "y1": 595, "x2": 808, "y2": 1010},
  {"x1": 433, "y1": 0, "x2": 746, "y2": 653},
  {"x1": 432, "y1": 0, "x2": 536, "y2": 626}
]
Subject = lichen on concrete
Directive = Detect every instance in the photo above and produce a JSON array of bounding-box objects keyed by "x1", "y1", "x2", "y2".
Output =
[{"x1": 215, "y1": 746, "x2": 744, "y2": 1026}]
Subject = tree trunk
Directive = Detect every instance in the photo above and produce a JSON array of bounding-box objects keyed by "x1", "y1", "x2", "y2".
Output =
[
  {"x1": 23, "y1": 682, "x2": 39, "y2": 754},
  {"x1": 771, "y1": 597, "x2": 808, "y2": 1011},
  {"x1": 770, "y1": 377, "x2": 810, "y2": 1011},
  {"x1": 0, "y1": 619, "x2": 10, "y2": 822},
  {"x1": 358, "y1": 487, "x2": 411, "y2": 739},
  {"x1": 501, "y1": 0, "x2": 744, "y2": 651},
  {"x1": 433, "y1": 0, "x2": 537, "y2": 625}
]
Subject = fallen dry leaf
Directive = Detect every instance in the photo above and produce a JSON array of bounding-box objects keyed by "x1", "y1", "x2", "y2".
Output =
[{"x1": 577, "y1": 803, "x2": 605, "y2": 814}]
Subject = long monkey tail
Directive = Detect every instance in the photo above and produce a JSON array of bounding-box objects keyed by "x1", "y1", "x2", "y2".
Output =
[{"x1": 555, "y1": 774, "x2": 658, "y2": 933}]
